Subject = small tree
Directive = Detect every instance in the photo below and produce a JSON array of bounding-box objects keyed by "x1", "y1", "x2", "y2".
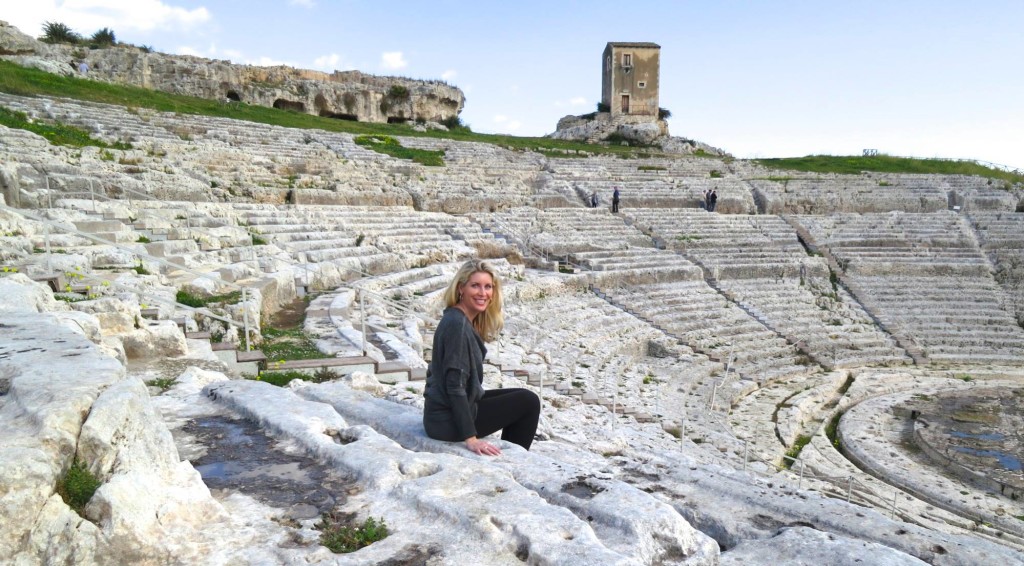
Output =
[
  {"x1": 90, "y1": 27, "x2": 116, "y2": 47},
  {"x1": 41, "y1": 22, "x2": 82, "y2": 45},
  {"x1": 658, "y1": 107, "x2": 672, "y2": 120}
]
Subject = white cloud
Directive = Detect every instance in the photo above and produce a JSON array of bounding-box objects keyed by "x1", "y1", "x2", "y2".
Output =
[
  {"x1": 380, "y1": 51, "x2": 407, "y2": 70},
  {"x1": 251, "y1": 56, "x2": 291, "y2": 67},
  {"x1": 441, "y1": 69, "x2": 457, "y2": 81},
  {"x1": 6, "y1": 1, "x2": 211, "y2": 37},
  {"x1": 289, "y1": 0, "x2": 315, "y2": 7},
  {"x1": 313, "y1": 53, "x2": 341, "y2": 71},
  {"x1": 492, "y1": 115, "x2": 521, "y2": 132}
]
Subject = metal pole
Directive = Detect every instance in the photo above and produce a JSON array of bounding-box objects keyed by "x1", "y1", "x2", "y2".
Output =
[
  {"x1": 46, "y1": 176, "x2": 53, "y2": 208},
  {"x1": 89, "y1": 179, "x2": 96, "y2": 213},
  {"x1": 891, "y1": 489, "x2": 898, "y2": 519},
  {"x1": 360, "y1": 290, "x2": 367, "y2": 355},
  {"x1": 710, "y1": 381, "x2": 718, "y2": 412},
  {"x1": 846, "y1": 476, "x2": 853, "y2": 503},
  {"x1": 538, "y1": 369, "x2": 544, "y2": 409},
  {"x1": 798, "y1": 460, "x2": 805, "y2": 490},
  {"x1": 743, "y1": 440, "x2": 749, "y2": 472},
  {"x1": 43, "y1": 222, "x2": 52, "y2": 275},
  {"x1": 242, "y1": 288, "x2": 251, "y2": 352}
]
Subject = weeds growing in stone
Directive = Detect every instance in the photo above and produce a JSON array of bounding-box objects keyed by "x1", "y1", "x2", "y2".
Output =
[
  {"x1": 146, "y1": 377, "x2": 177, "y2": 392},
  {"x1": 316, "y1": 513, "x2": 389, "y2": 553},
  {"x1": 0, "y1": 105, "x2": 131, "y2": 150},
  {"x1": 175, "y1": 289, "x2": 242, "y2": 308},
  {"x1": 353, "y1": 134, "x2": 445, "y2": 166},
  {"x1": 260, "y1": 327, "x2": 322, "y2": 361},
  {"x1": 57, "y1": 459, "x2": 101, "y2": 516}
]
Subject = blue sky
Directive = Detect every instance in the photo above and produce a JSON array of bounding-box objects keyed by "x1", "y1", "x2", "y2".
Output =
[{"x1": 7, "y1": 1, "x2": 1023, "y2": 169}]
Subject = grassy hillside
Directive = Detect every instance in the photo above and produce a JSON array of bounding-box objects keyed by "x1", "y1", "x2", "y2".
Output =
[
  {"x1": 0, "y1": 59, "x2": 1020, "y2": 184},
  {"x1": 0, "y1": 59, "x2": 648, "y2": 158},
  {"x1": 756, "y1": 155, "x2": 1024, "y2": 186}
]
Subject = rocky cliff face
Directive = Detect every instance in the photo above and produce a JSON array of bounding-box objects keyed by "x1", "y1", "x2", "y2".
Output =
[
  {"x1": 0, "y1": 21, "x2": 464, "y2": 124},
  {"x1": 549, "y1": 111, "x2": 729, "y2": 156}
]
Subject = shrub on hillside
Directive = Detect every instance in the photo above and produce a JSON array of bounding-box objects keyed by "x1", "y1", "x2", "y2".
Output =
[
  {"x1": 40, "y1": 22, "x2": 82, "y2": 45},
  {"x1": 90, "y1": 28, "x2": 116, "y2": 47}
]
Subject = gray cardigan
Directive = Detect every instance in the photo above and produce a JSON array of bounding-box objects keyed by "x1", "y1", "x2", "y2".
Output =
[{"x1": 423, "y1": 307, "x2": 486, "y2": 441}]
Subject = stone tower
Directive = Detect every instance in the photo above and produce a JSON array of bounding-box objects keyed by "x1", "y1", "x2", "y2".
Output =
[{"x1": 601, "y1": 42, "x2": 660, "y2": 119}]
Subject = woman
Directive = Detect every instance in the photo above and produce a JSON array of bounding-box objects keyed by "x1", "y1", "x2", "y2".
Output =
[{"x1": 423, "y1": 260, "x2": 540, "y2": 456}]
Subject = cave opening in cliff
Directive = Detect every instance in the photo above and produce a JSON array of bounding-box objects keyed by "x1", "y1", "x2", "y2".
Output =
[
  {"x1": 273, "y1": 99, "x2": 306, "y2": 113},
  {"x1": 319, "y1": 110, "x2": 359, "y2": 121},
  {"x1": 387, "y1": 116, "x2": 410, "y2": 124},
  {"x1": 225, "y1": 91, "x2": 241, "y2": 102}
]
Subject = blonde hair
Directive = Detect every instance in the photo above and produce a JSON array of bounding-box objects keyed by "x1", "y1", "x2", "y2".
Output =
[{"x1": 443, "y1": 259, "x2": 504, "y2": 342}]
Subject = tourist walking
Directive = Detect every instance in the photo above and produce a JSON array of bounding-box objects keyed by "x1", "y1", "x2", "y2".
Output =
[
  {"x1": 423, "y1": 260, "x2": 540, "y2": 455},
  {"x1": 590, "y1": 190, "x2": 599, "y2": 208},
  {"x1": 702, "y1": 188, "x2": 710, "y2": 210},
  {"x1": 612, "y1": 187, "x2": 621, "y2": 213},
  {"x1": 708, "y1": 189, "x2": 718, "y2": 212}
]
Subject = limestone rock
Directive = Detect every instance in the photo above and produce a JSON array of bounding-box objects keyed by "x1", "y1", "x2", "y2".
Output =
[
  {"x1": 0, "y1": 273, "x2": 64, "y2": 313},
  {"x1": 343, "y1": 370, "x2": 389, "y2": 396},
  {"x1": 719, "y1": 527, "x2": 929, "y2": 565},
  {"x1": 121, "y1": 320, "x2": 187, "y2": 359},
  {"x1": 0, "y1": 22, "x2": 464, "y2": 125},
  {"x1": 70, "y1": 296, "x2": 140, "y2": 335},
  {"x1": 0, "y1": 312, "x2": 125, "y2": 561}
]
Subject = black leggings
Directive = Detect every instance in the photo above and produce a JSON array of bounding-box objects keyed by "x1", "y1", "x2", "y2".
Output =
[{"x1": 475, "y1": 388, "x2": 541, "y2": 450}]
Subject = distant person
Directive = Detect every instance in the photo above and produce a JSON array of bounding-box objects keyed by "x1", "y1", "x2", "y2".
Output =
[
  {"x1": 708, "y1": 189, "x2": 718, "y2": 212},
  {"x1": 77, "y1": 61, "x2": 89, "y2": 75},
  {"x1": 701, "y1": 188, "x2": 710, "y2": 210},
  {"x1": 612, "y1": 187, "x2": 621, "y2": 213},
  {"x1": 590, "y1": 190, "x2": 599, "y2": 208},
  {"x1": 423, "y1": 259, "x2": 541, "y2": 455}
]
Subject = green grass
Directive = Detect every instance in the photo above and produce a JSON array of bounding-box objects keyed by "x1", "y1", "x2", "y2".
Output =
[
  {"x1": 260, "y1": 326, "x2": 323, "y2": 361},
  {"x1": 316, "y1": 514, "x2": 389, "y2": 554},
  {"x1": 754, "y1": 154, "x2": 1024, "y2": 185},
  {"x1": 354, "y1": 134, "x2": 445, "y2": 166},
  {"x1": 825, "y1": 412, "x2": 843, "y2": 449},
  {"x1": 783, "y1": 434, "x2": 814, "y2": 469},
  {"x1": 175, "y1": 289, "x2": 243, "y2": 308},
  {"x1": 0, "y1": 59, "x2": 664, "y2": 158},
  {"x1": 255, "y1": 367, "x2": 339, "y2": 387},
  {"x1": 0, "y1": 104, "x2": 130, "y2": 150},
  {"x1": 57, "y1": 459, "x2": 101, "y2": 516},
  {"x1": 145, "y1": 377, "x2": 177, "y2": 392}
]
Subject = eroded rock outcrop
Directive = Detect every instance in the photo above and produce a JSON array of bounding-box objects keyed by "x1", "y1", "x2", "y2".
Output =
[
  {"x1": 550, "y1": 111, "x2": 728, "y2": 156},
  {"x1": 0, "y1": 20, "x2": 464, "y2": 125}
]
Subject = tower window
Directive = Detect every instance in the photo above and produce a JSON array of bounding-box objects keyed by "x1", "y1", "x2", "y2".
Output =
[
  {"x1": 622, "y1": 53, "x2": 632, "y2": 67},
  {"x1": 637, "y1": 81, "x2": 646, "y2": 88}
]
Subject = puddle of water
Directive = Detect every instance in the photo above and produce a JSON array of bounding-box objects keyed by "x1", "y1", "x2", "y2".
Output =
[
  {"x1": 950, "y1": 430, "x2": 1005, "y2": 441},
  {"x1": 195, "y1": 461, "x2": 248, "y2": 480},
  {"x1": 181, "y1": 415, "x2": 355, "y2": 516},
  {"x1": 952, "y1": 447, "x2": 1023, "y2": 472}
]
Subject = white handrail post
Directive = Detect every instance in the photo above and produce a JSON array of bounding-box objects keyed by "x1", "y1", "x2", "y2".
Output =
[
  {"x1": 89, "y1": 179, "x2": 96, "y2": 213},
  {"x1": 45, "y1": 175, "x2": 52, "y2": 208},
  {"x1": 538, "y1": 369, "x2": 544, "y2": 409},
  {"x1": 891, "y1": 489, "x2": 898, "y2": 519},
  {"x1": 360, "y1": 290, "x2": 367, "y2": 355},
  {"x1": 846, "y1": 476, "x2": 853, "y2": 503},
  {"x1": 242, "y1": 287, "x2": 251, "y2": 352},
  {"x1": 43, "y1": 222, "x2": 53, "y2": 275}
]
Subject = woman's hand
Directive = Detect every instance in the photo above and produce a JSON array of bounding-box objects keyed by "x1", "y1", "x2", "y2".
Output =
[{"x1": 466, "y1": 436, "x2": 501, "y2": 456}]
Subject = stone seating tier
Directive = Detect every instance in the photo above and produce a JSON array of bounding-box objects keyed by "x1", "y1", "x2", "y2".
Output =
[{"x1": 605, "y1": 281, "x2": 815, "y2": 380}]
